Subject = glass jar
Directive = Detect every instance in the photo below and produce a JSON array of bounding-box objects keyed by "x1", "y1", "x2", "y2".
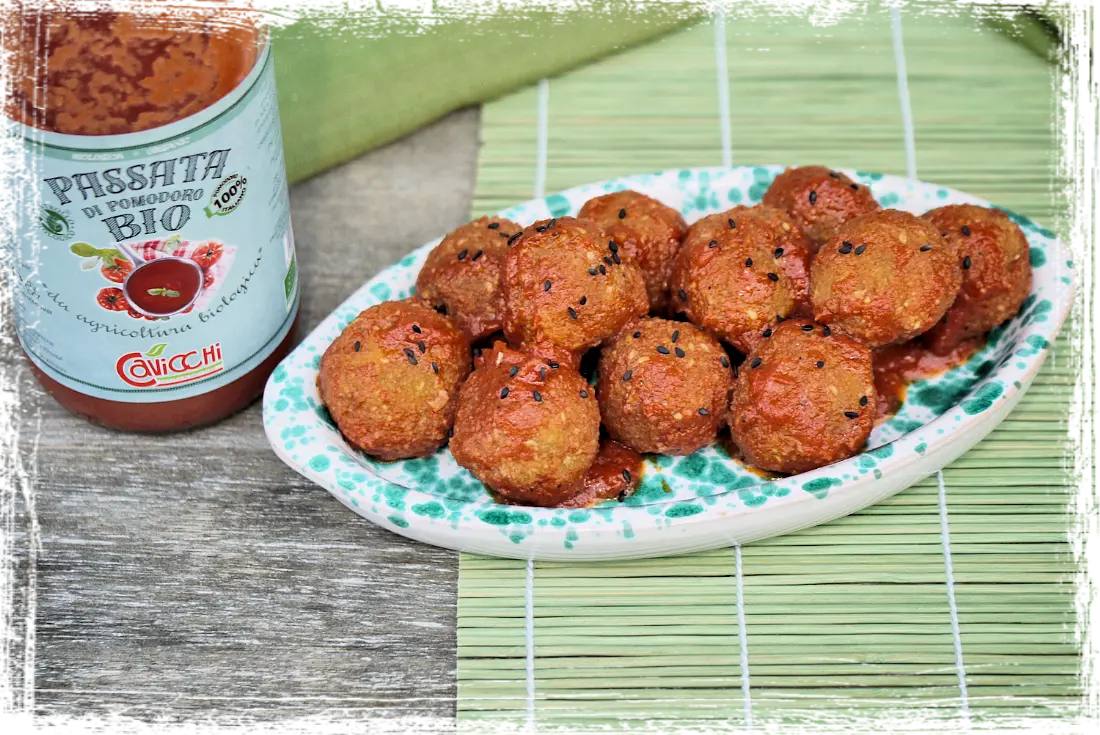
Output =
[{"x1": 4, "y1": 2, "x2": 300, "y2": 431}]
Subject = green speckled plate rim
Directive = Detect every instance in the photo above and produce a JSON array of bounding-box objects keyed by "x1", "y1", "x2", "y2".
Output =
[{"x1": 262, "y1": 165, "x2": 1074, "y2": 557}]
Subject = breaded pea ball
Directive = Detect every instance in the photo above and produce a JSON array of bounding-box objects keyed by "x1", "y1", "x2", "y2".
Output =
[
  {"x1": 577, "y1": 190, "x2": 688, "y2": 312},
  {"x1": 810, "y1": 209, "x2": 963, "y2": 348},
  {"x1": 501, "y1": 216, "x2": 649, "y2": 367},
  {"x1": 921, "y1": 204, "x2": 1032, "y2": 355},
  {"x1": 416, "y1": 215, "x2": 522, "y2": 340},
  {"x1": 729, "y1": 319, "x2": 875, "y2": 474},
  {"x1": 669, "y1": 206, "x2": 810, "y2": 354},
  {"x1": 598, "y1": 318, "x2": 733, "y2": 456},
  {"x1": 762, "y1": 165, "x2": 881, "y2": 248},
  {"x1": 318, "y1": 300, "x2": 471, "y2": 461},
  {"x1": 450, "y1": 342, "x2": 601, "y2": 507}
]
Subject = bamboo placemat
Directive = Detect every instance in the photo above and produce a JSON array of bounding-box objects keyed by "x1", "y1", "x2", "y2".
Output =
[{"x1": 458, "y1": 4, "x2": 1080, "y2": 731}]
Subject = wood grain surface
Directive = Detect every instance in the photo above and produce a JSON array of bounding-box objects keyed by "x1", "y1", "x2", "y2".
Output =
[{"x1": 5, "y1": 108, "x2": 482, "y2": 724}]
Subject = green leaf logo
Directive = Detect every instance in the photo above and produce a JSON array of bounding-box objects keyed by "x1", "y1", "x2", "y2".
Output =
[{"x1": 146, "y1": 343, "x2": 168, "y2": 358}]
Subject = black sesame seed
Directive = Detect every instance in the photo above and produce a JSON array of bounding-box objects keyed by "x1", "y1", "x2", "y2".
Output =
[
  {"x1": 942, "y1": 232, "x2": 949, "y2": 237},
  {"x1": 809, "y1": 191, "x2": 817, "y2": 205},
  {"x1": 751, "y1": 357, "x2": 762, "y2": 369},
  {"x1": 698, "y1": 408, "x2": 709, "y2": 416},
  {"x1": 508, "y1": 232, "x2": 522, "y2": 246},
  {"x1": 920, "y1": 244, "x2": 933, "y2": 252},
  {"x1": 854, "y1": 244, "x2": 866, "y2": 255},
  {"x1": 657, "y1": 345, "x2": 671, "y2": 355},
  {"x1": 568, "y1": 307, "x2": 578, "y2": 319},
  {"x1": 774, "y1": 247, "x2": 784, "y2": 258},
  {"x1": 547, "y1": 218, "x2": 557, "y2": 230},
  {"x1": 721, "y1": 356, "x2": 731, "y2": 368},
  {"x1": 622, "y1": 469, "x2": 631, "y2": 483},
  {"x1": 579, "y1": 295, "x2": 587, "y2": 305},
  {"x1": 839, "y1": 241, "x2": 853, "y2": 254},
  {"x1": 671, "y1": 331, "x2": 680, "y2": 343},
  {"x1": 675, "y1": 347, "x2": 686, "y2": 358},
  {"x1": 633, "y1": 332, "x2": 641, "y2": 339},
  {"x1": 457, "y1": 249, "x2": 468, "y2": 260},
  {"x1": 500, "y1": 387, "x2": 510, "y2": 399},
  {"x1": 745, "y1": 257, "x2": 753, "y2": 267},
  {"x1": 733, "y1": 364, "x2": 739, "y2": 378},
  {"x1": 547, "y1": 360, "x2": 559, "y2": 369},
  {"x1": 800, "y1": 324, "x2": 813, "y2": 332},
  {"x1": 509, "y1": 366, "x2": 519, "y2": 377},
  {"x1": 961, "y1": 225, "x2": 971, "y2": 236},
  {"x1": 539, "y1": 368, "x2": 546, "y2": 381},
  {"x1": 608, "y1": 241, "x2": 618, "y2": 253},
  {"x1": 776, "y1": 315, "x2": 786, "y2": 323},
  {"x1": 472, "y1": 250, "x2": 483, "y2": 261},
  {"x1": 728, "y1": 218, "x2": 737, "y2": 229},
  {"x1": 963, "y1": 255, "x2": 972, "y2": 270},
  {"x1": 604, "y1": 256, "x2": 614, "y2": 267},
  {"x1": 767, "y1": 272, "x2": 779, "y2": 282},
  {"x1": 412, "y1": 324, "x2": 422, "y2": 334},
  {"x1": 406, "y1": 353, "x2": 418, "y2": 366},
  {"x1": 709, "y1": 239, "x2": 718, "y2": 249},
  {"x1": 678, "y1": 289, "x2": 688, "y2": 301},
  {"x1": 623, "y1": 370, "x2": 633, "y2": 381},
  {"x1": 829, "y1": 172, "x2": 840, "y2": 179},
  {"x1": 499, "y1": 232, "x2": 510, "y2": 238},
  {"x1": 533, "y1": 391, "x2": 543, "y2": 402},
  {"x1": 860, "y1": 395, "x2": 869, "y2": 407},
  {"x1": 816, "y1": 360, "x2": 825, "y2": 368},
  {"x1": 612, "y1": 252, "x2": 621, "y2": 265},
  {"x1": 488, "y1": 222, "x2": 500, "y2": 230},
  {"x1": 619, "y1": 208, "x2": 627, "y2": 219},
  {"x1": 353, "y1": 340, "x2": 361, "y2": 352},
  {"x1": 543, "y1": 280, "x2": 552, "y2": 292},
  {"x1": 580, "y1": 389, "x2": 588, "y2": 399},
  {"x1": 472, "y1": 346, "x2": 482, "y2": 357},
  {"x1": 588, "y1": 267, "x2": 598, "y2": 276},
  {"x1": 432, "y1": 362, "x2": 439, "y2": 374},
  {"x1": 844, "y1": 410, "x2": 860, "y2": 419},
  {"x1": 762, "y1": 328, "x2": 772, "y2": 338},
  {"x1": 850, "y1": 183, "x2": 859, "y2": 191},
  {"x1": 418, "y1": 340, "x2": 426, "y2": 353},
  {"x1": 599, "y1": 265, "x2": 608, "y2": 276},
  {"x1": 822, "y1": 325, "x2": 831, "y2": 336},
  {"x1": 403, "y1": 348, "x2": 416, "y2": 360}
]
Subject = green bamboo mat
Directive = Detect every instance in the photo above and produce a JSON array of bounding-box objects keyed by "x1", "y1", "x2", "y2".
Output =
[{"x1": 459, "y1": 3, "x2": 1081, "y2": 731}]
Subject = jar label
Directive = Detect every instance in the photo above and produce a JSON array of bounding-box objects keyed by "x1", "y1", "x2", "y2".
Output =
[{"x1": 9, "y1": 43, "x2": 298, "y2": 403}]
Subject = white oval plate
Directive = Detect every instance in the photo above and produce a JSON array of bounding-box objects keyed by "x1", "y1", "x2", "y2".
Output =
[{"x1": 263, "y1": 166, "x2": 1074, "y2": 561}]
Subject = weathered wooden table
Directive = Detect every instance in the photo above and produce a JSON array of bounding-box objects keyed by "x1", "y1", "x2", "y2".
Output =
[{"x1": 11, "y1": 110, "x2": 481, "y2": 725}]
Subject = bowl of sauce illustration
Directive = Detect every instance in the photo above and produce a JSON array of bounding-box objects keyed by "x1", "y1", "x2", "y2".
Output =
[{"x1": 123, "y1": 256, "x2": 205, "y2": 317}]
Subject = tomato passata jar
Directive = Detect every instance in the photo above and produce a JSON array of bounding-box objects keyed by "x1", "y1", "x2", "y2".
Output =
[{"x1": 4, "y1": 4, "x2": 300, "y2": 432}]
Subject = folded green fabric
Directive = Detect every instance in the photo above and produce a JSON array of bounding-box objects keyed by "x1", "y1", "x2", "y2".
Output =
[
  {"x1": 985, "y1": 0, "x2": 1100, "y2": 83},
  {"x1": 271, "y1": 3, "x2": 705, "y2": 184}
]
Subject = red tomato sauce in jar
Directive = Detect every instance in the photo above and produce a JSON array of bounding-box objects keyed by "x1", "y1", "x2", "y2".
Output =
[{"x1": 6, "y1": 4, "x2": 300, "y2": 432}]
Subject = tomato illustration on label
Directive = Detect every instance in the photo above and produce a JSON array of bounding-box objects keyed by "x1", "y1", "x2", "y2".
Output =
[
  {"x1": 100, "y1": 255, "x2": 133, "y2": 283},
  {"x1": 190, "y1": 241, "x2": 224, "y2": 269},
  {"x1": 97, "y1": 287, "x2": 129, "y2": 311}
]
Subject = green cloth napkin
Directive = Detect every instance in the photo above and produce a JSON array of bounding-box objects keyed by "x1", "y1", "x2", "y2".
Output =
[
  {"x1": 985, "y1": 0, "x2": 1100, "y2": 83},
  {"x1": 271, "y1": 3, "x2": 705, "y2": 184}
]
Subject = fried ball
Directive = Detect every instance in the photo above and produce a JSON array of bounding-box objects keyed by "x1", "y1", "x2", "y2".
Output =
[
  {"x1": 501, "y1": 216, "x2": 649, "y2": 367},
  {"x1": 669, "y1": 206, "x2": 810, "y2": 354},
  {"x1": 318, "y1": 300, "x2": 471, "y2": 461},
  {"x1": 450, "y1": 342, "x2": 601, "y2": 507},
  {"x1": 416, "y1": 215, "x2": 522, "y2": 340},
  {"x1": 598, "y1": 317, "x2": 733, "y2": 455},
  {"x1": 810, "y1": 209, "x2": 962, "y2": 348},
  {"x1": 728, "y1": 318, "x2": 875, "y2": 474},
  {"x1": 577, "y1": 190, "x2": 688, "y2": 312},
  {"x1": 762, "y1": 165, "x2": 881, "y2": 248},
  {"x1": 921, "y1": 205, "x2": 1032, "y2": 355}
]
